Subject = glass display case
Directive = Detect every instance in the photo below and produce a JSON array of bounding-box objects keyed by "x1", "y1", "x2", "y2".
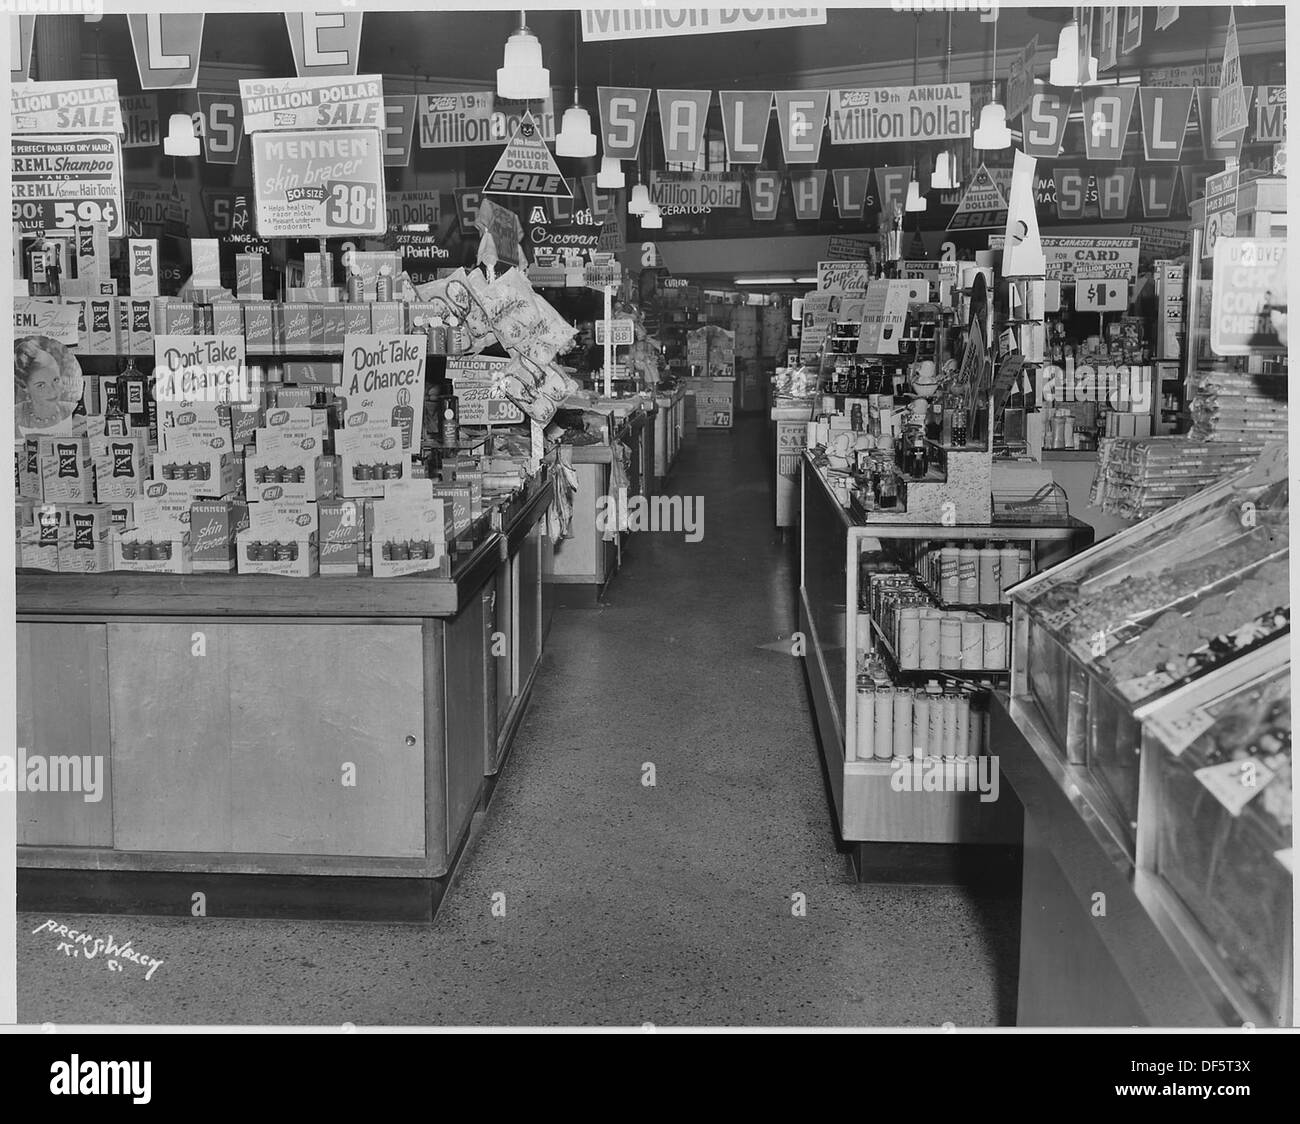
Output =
[
  {"x1": 1010, "y1": 453, "x2": 1290, "y2": 854},
  {"x1": 1136, "y1": 638, "x2": 1293, "y2": 1027}
]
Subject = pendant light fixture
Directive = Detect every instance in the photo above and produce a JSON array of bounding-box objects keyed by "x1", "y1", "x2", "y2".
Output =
[
  {"x1": 163, "y1": 112, "x2": 200, "y2": 157},
  {"x1": 931, "y1": 14, "x2": 960, "y2": 189},
  {"x1": 597, "y1": 155, "x2": 625, "y2": 189},
  {"x1": 497, "y1": 10, "x2": 550, "y2": 101},
  {"x1": 904, "y1": 16, "x2": 927, "y2": 211},
  {"x1": 1049, "y1": 17, "x2": 1097, "y2": 87},
  {"x1": 972, "y1": 10, "x2": 1012, "y2": 151},
  {"x1": 628, "y1": 179, "x2": 652, "y2": 214},
  {"x1": 640, "y1": 204, "x2": 662, "y2": 229},
  {"x1": 556, "y1": 14, "x2": 597, "y2": 157},
  {"x1": 905, "y1": 176, "x2": 928, "y2": 212}
]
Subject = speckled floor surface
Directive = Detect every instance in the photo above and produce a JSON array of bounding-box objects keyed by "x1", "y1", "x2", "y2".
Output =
[{"x1": 17, "y1": 415, "x2": 1020, "y2": 1027}]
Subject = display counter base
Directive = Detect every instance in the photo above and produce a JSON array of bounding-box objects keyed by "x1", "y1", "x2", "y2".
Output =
[{"x1": 849, "y1": 841, "x2": 1021, "y2": 894}]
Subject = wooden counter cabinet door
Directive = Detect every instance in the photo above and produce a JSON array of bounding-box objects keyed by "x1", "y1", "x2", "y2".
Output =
[{"x1": 108, "y1": 622, "x2": 426, "y2": 858}]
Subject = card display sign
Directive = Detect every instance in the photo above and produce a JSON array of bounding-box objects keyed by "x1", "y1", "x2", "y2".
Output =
[
  {"x1": 341, "y1": 336, "x2": 427, "y2": 451},
  {"x1": 446, "y1": 356, "x2": 525, "y2": 426},
  {"x1": 648, "y1": 171, "x2": 743, "y2": 210},
  {"x1": 988, "y1": 236, "x2": 1140, "y2": 283},
  {"x1": 816, "y1": 261, "x2": 871, "y2": 295},
  {"x1": 153, "y1": 336, "x2": 248, "y2": 403},
  {"x1": 250, "y1": 129, "x2": 385, "y2": 237}
]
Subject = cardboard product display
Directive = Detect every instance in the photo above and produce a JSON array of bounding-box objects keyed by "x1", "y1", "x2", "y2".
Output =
[{"x1": 114, "y1": 529, "x2": 193, "y2": 573}]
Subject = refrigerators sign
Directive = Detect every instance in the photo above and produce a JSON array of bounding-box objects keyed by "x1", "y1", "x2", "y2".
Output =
[
  {"x1": 250, "y1": 129, "x2": 385, "y2": 237},
  {"x1": 648, "y1": 171, "x2": 743, "y2": 210},
  {"x1": 987, "y1": 236, "x2": 1140, "y2": 283},
  {"x1": 240, "y1": 76, "x2": 384, "y2": 133},
  {"x1": 419, "y1": 91, "x2": 557, "y2": 148},
  {"x1": 829, "y1": 85, "x2": 971, "y2": 144},
  {"x1": 581, "y1": 9, "x2": 826, "y2": 41},
  {"x1": 11, "y1": 135, "x2": 125, "y2": 237},
  {"x1": 11, "y1": 81, "x2": 123, "y2": 135}
]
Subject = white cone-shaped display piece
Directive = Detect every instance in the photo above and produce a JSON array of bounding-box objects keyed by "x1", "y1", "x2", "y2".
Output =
[
  {"x1": 905, "y1": 178, "x2": 927, "y2": 212},
  {"x1": 164, "y1": 113, "x2": 199, "y2": 157},
  {"x1": 628, "y1": 183, "x2": 652, "y2": 214},
  {"x1": 640, "y1": 205, "x2": 663, "y2": 229},
  {"x1": 597, "y1": 156, "x2": 625, "y2": 189},
  {"x1": 555, "y1": 104, "x2": 597, "y2": 158},
  {"x1": 1048, "y1": 19, "x2": 1098, "y2": 86},
  {"x1": 497, "y1": 25, "x2": 550, "y2": 100},
  {"x1": 972, "y1": 102, "x2": 1012, "y2": 150},
  {"x1": 1002, "y1": 150, "x2": 1046, "y2": 277},
  {"x1": 931, "y1": 150, "x2": 959, "y2": 190}
]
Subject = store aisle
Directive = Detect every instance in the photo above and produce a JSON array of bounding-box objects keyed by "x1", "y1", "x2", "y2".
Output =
[{"x1": 17, "y1": 417, "x2": 1019, "y2": 1027}]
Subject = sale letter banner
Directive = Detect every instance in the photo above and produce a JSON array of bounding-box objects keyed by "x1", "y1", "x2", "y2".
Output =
[
  {"x1": 775, "y1": 90, "x2": 829, "y2": 164},
  {"x1": 127, "y1": 14, "x2": 204, "y2": 90},
  {"x1": 285, "y1": 11, "x2": 364, "y2": 78},
  {"x1": 11, "y1": 81, "x2": 123, "y2": 135},
  {"x1": 658, "y1": 90, "x2": 711, "y2": 165},
  {"x1": 719, "y1": 90, "x2": 773, "y2": 165},
  {"x1": 1139, "y1": 87, "x2": 1194, "y2": 161},
  {"x1": 598, "y1": 86, "x2": 652, "y2": 160},
  {"x1": 240, "y1": 75, "x2": 384, "y2": 133}
]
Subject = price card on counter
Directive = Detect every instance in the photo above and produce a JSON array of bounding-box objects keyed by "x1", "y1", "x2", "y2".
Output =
[
  {"x1": 1194, "y1": 758, "x2": 1275, "y2": 817},
  {"x1": 11, "y1": 133, "x2": 124, "y2": 235},
  {"x1": 1075, "y1": 276, "x2": 1128, "y2": 312},
  {"x1": 595, "y1": 318, "x2": 635, "y2": 346},
  {"x1": 1147, "y1": 707, "x2": 1216, "y2": 757},
  {"x1": 446, "y1": 355, "x2": 525, "y2": 426},
  {"x1": 250, "y1": 129, "x2": 385, "y2": 237}
]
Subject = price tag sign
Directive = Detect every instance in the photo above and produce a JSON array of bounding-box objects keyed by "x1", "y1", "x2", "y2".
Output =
[
  {"x1": 250, "y1": 129, "x2": 385, "y2": 237},
  {"x1": 1037, "y1": 605, "x2": 1079, "y2": 631},
  {"x1": 1075, "y1": 276, "x2": 1128, "y2": 312},
  {"x1": 595, "y1": 317, "x2": 635, "y2": 346},
  {"x1": 11, "y1": 133, "x2": 125, "y2": 236},
  {"x1": 1194, "y1": 758, "x2": 1275, "y2": 817},
  {"x1": 1148, "y1": 707, "x2": 1216, "y2": 757}
]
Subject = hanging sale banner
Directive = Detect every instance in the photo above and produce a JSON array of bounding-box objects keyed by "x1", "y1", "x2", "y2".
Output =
[
  {"x1": 1197, "y1": 86, "x2": 1252, "y2": 161},
  {"x1": 873, "y1": 166, "x2": 910, "y2": 216},
  {"x1": 202, "y1": 189, "x2": 269, "y2": 251},
  {"x1": 9, "y1": 15, "x2": 35, "y2": 84},
  {"x1": 1022, "y1": 91, "x2": 1072, "y2": 159},
  {"x1": 285, "y1": 11, "x2": 364, "y2": 78},
  {"x1": 775, "y1": 90, "x2": 829, "y2": 164},
  {"x1": 382, "y1": 95, "x2": 419, "y2": 167},
  {"x1": 1155, "y1": 7, "x2": 1180, "y2": 32},
  {"x1": 1254, "y1": 87, "x2": 1286, "y2": 145},
  {"x1": 829, "y1": 84, "x2": 971, "y2": 145},
  {"x1": 1098, "y1": 8, "x2": 1119, "y2": 72},
  {"x1": 748, "y1": 171, "x2": 782, "y2": 221},
  {"x1": 240, "y1": 75, "x2": 384, "y2": 133},
  {"x1": 1139, "y1": 87, "x2": 1194, "y2": 161},
  {"x1": 657, "y1": 90, "x2": 712, "y2": 165},
  {"x1": 1121, "y1": 7, "x2": 1143, "y2": 55},
  {"x1": 11, "y1": 81, "x2": 123, "y2": 135},
  {"x1": 581, "y1": 9, "x2": 826, "y2": 42},
  {"x1": 719, "y1": 91, "x2": 773, "y2": 165},
  {"x1": 197, "y1": 93, "x2": 245, "y2": 165},
  {"x1": 1006, "y1": 38, "x2": 1038, "y2": 121},
  {"x1": 947, "y1": 164, "x2": 1007, "y2": 231},
  {"x1": 1216, "y1": 12, "x2": 1247, "y2": 143},
  {"x1": 598, "y1": 86, "x2": 652, "y2": 160},
  {"x1": 832, "y1": 168, "x2": 871, "y2": 219},
  {"x1": 1209, "y1": 238, "x2": 1286, "y2": 357},
  {"x1": 1082, "y1": 86, "x2": 1137, "y2": 160},
  {"x1": 454, "y1": 188, "x2": 482, "y2": 235},
  {"x1": 1095, "y1": 167, "x2": 1136, "y2": 220},
  {"x1": 419, "y1": 90, "x2": 558, "y2": 148},
  {"x1": 1052, "y1": 169, "x2": 1092, "y2": 220},
  {"x1": 1137, "y1": 167, "x2": 1180, "y2": 219},
  {"x1": 250, "y1": 128, "x2": 385, "y2": 237},
  {"x1": 790, "y1": 169, "x2": 828, "y2": 220},
  {"x1": 648, "y1": 171, "x2": 743, "y2": 210},
  {"x1": 484, "y1": 112, "x2": 572, "y2": 199},
  {"x1": 121, "y1": 94, "x2": 161, "y2": 149},
  {"x1": 127, "y1": 13, "x2": 204, "y2": 90},
  {"x1": 12, "y1": 134, "x2": 125, "y2": 236},
  {"x1": 581, "y1": 176, "x2": 621, "y2": 226},
  {"x1": 1181, "y1": 166, "x2": 1213, "y2": 214}
]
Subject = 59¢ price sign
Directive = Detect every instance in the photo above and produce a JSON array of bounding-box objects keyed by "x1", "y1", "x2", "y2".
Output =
[
  {"x1": 251, "y1": 128, "x2": 386, "y2": 238},
  {"x1": 11, "y1": 134, "x2": 125, "y2": 236}
]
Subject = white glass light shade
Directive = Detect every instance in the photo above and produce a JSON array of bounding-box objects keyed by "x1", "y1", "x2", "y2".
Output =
[
  {"x1": 164, "y1": 113, "x2": 200, "y2": 157},
  {"x1": 931, "y1": 150, "x2": 959, "y2": 190},
  {"x1": 555, "y1": 104, "x2": 597, "y2": 158},
  {"x1": 597, "y1": 156, "x2": 625, "y2": 189},
  {"x1": 905, "y1": 178, "x2": 927, "y2": 212},
  {"x1": 497, "y1": 26, "x2": 550, "y2": 100},
  {"x1": 640, "y1": 205, "x2": 663, "y2": 229},
  {"x1": 628, "y1": 184, "x2": 652, "y2": 214},
  {"x1": 972, "y1": 103, "x2": 1012, "y2": 150}
]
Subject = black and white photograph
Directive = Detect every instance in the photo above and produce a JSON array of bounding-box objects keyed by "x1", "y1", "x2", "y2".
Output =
[{"x1": 0, "y1": 0, "x2": 1294, "y2": 1082}]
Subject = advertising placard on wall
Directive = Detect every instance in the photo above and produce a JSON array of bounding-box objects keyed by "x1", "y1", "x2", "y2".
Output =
[{"x1": 250, "y1": 129, "x2": 385, "y2": 237}]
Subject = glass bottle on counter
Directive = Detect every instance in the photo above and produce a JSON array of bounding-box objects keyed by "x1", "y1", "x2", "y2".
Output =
[
  {"x1": 103, "y1": 379, "x2": 128, "y2": 436},
  {"x1": 875, "y1": 466, "x2": 898, "y2": 510},
  {"x1": 905, "y1": 431, "x2": 928, "y2": 479},
  {"x1": 951, "y1": 407, "x2": 968, "y2": 447}
]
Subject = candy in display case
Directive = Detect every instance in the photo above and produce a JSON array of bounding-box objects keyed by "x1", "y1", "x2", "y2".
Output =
[
  {"x1": 1010, "y1": 449, "x2": 1289, "y2": 852},
  {"x1": 1135, "y1": 639, "x2": 1293, "y2": 1027}
]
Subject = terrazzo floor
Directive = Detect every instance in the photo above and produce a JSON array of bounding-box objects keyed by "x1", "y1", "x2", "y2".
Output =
[{"x1": 17, "y1": 415, "x2": 1020, "y2": 1027}]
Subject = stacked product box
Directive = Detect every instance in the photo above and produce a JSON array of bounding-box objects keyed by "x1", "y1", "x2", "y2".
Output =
[
  {"x1": 38, "y1": 436, "x2": 95, "y2": 503},
  {"x1": 189, "y1": 499, "x2": 250, "y2": 573},
  {"x1": 153, "y1": 399, "x2": 240, "y2": 498},
  {"x1": 56, "y1": 503, "x2": 115, "y2": 574},
  {"x1": 89, "y1": 433, "x2": 148, "y2": 501},
  {"x1": 115, "y1": 478, "x2": 195, "y2": 572},
  {"x1": 336, "y1": 421, "x2": 410, "y2": 498},
  {"x1": 237, "y1": 500, "x2": 319, "y2": 577},
  {"x1": 371, "y1": 484, "x2": 450, "y2": 577},
  {"x1": 319, "y1": 498, "x2": 366, "y2": 576}
]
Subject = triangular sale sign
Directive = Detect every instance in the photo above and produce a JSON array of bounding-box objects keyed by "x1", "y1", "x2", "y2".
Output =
[
  {"x1": 947, "y1": 164, "x2": 1008, "y2": 231},
  {"x1": 484, "y1": 112, "x2": 572, "y2": 199}
]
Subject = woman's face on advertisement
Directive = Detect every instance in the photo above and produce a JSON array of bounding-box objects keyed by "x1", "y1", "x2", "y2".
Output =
[{"x1": 24, "y1": 353, "x2": 62, "y2": 406}]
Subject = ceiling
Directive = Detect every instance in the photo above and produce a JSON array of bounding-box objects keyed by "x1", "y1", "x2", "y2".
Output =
[{"x1": 80, "y1": 6, "x2": 1286, "y2": 93}]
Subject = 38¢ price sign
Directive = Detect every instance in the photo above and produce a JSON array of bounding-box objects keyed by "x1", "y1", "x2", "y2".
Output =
[
  {"x1": 11, "y1": 133, "x2": 125, "y2": 235},
  {"x1": 250, "y1": 128, "x2": 385, "y2": 237}
]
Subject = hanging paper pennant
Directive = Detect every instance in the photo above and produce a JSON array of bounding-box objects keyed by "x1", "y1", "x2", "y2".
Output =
[
  {"x1": 1121, "y1": 7, "x2": 1143, "y2": 55},
  {"x1": 581, "y1": 176, "x2": 622, "y2": 225},
  {"x1": 1155, "y1": 8, "x2": 1180, "y2": 32},
  {"x1": 382, "y1": 95, "x2": 419, "y2": 167},
  {"x1": 657, "y1": 90, "x2": 711, "y2": 165},
  {"x1": 484, "y1": 112, "x2": 572, "y2": 199},
  {"x1": 832, "y1": 168, "x2": 871, "y2": 219},
  {"x1": 1096, "y1": 167, "x2": 1136, "y2": 219},
  {"x1": 775, "y1": 90, "x2": 829, "y2": 164},
  {"x1": 1138, "y1": 167, "x2": 1179, "y2": 219},
  {"x1": 285, "y1": 11, "x2": 364, "y2": 78},
  {"x1": 790, "y1": 169, "x2": 828, "y2": 220},
  {"x1": 127, "y1": 13, "x2": 205, "y2": 89},
  {"x1": 197, "y1": 93, "x2": 245, "y2": 165},
  {"x1": 1022, "y1": 91, "x2": 1072, "y2": 159},
  {"x1": 1197, "y1": 86, "x2": 1253, "y2": 161},
  {"x1": 1254, "y1": 87, "x2": 1286, "y2": 145},
  {"x1": 947, "y1": 164, "x2": 1008, "y2": 231},
  {"x1": 1139, "y1": 87, "x2": 1194, "y2": 161},
  {"x1": 1082, "y1": 85, "x2": 1137, "y2": 160},
  {"x1": 597, "y1": 86, "x2": 652, "y2": 159},
  {"x1": 10, "y1": 15, "x2": 35, "y2": 83},
  {"x1": 1053, "y1": 168, "x2": 1090, "y2": 220},
  {"x1": 748, "y1": 171, "x2": 782, "y2": 220},
  {"x1": 719, "y1": 90, "x2": 773, "y2": 165},
  {"x1": 1216, "y1": 11, "x2": 1248, "y2": 143},
  {"x1": 1098, "y1": 8, "x2": 1120, "y2": 72},
  {"x1": 1180, "y1": 166, "x2": 1212, "y2": 213},
  {"x1": 873, "y1": 166, "x2": 911, "y2": 216},
  {"x1": 1002, "y1": 150, "x2": 1045, "y2": 277}
]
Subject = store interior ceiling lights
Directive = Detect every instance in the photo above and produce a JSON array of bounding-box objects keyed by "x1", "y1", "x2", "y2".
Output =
[
  {"x1": 931, "y1": 150, "x2": 959, "y2": 190},
  {"x1": 597, "y1": 156, "x2": 625, "y2": 189},
  {"x1": 640, "y1": 204, "x2": 663, "y2": 228},
  {"x1": 163, "y1": 113, "x2": 200, "y2": 157},
  {"x1": 1049, "y1": 18, "x2": 1098, "y2": 86},
  {"x1": 496, "y1": 10, "x2": 550, "y2": 101},
  {"x1": 973, "y1": 8, "x2": 1011, "y2": 150},
  {"x1": 555, "y1": 14, "x2": 597, "y2": 158},
  {"x1": 905, "y1": 176, "x2": 928, "y2": 212},
  {"x1": 628, "y1": 183, "x2": 653, "y2": 215}
]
